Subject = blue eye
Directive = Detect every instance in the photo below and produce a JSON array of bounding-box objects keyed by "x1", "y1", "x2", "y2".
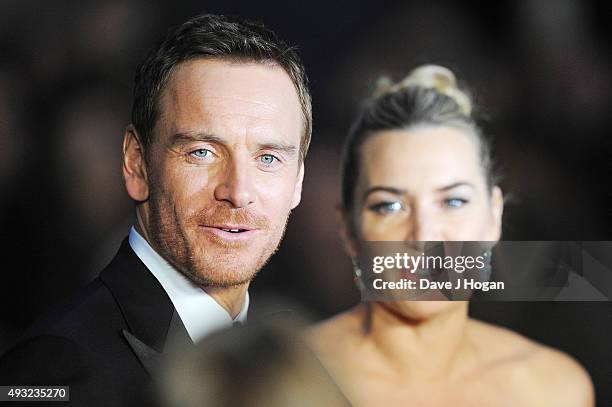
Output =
[
  {"x1": 259, "y1": 154, "x2": 278, "y2": 165},
  {"x1": 190, "y1": 149, "x2": 212, "y2": 159},
  {"x1": 445, "y1": 198, "x2": 468, "y2": 208},
  {"x1": 369, "y1": 201, "x2": 403, "y2": 215}
]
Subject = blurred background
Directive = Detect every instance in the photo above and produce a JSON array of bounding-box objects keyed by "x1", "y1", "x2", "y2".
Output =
[{"x1": 1, "y1": 0, "x2": 611, "y2": 402}]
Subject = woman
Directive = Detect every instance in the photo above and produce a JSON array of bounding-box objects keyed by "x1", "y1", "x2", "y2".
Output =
[{"x1": 308, "y1": 65, "x2": 594, "y2": 406}]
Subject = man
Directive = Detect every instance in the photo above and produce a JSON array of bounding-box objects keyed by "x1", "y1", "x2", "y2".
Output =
[{"x1": 0, "y1": 14, "x2": 311, "y2": 406}]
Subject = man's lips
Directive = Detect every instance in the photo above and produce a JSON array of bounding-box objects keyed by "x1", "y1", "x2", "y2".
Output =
[
  {"x1": 204, "y1": 224, "x2": 256, "y2": 232},
  {"x1": 198, "y1": 224, "x2": 260, "y2": 241}
]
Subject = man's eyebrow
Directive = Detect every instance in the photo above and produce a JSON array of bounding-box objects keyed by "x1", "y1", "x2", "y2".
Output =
[
  {"x1": 257, "y1": 142, "x2": 298, "y2": 157},
  {"x1": 169, "y1": 133, "x2": 297, "y2": 157},
  {"x1": 435, "y1": 182, "x2": 475, "y2": 192},
  {"x1": 170, "y1": 132, "x2": 223, "y2": 145},
  {"x1": 362, "y1": 186, "x2": 406, "y2": 201}
]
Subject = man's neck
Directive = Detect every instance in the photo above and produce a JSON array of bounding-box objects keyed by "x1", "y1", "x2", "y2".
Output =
[
  {"x1": 134, "y1": 210, "x2": 151, "y2": 243},
  {"x1": 203, "y1": 284, "x2": 249, "y2": 319}
]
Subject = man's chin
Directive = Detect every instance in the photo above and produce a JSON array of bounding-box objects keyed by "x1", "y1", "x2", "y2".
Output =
[
  {"x1": 179, "y1": 266, "x2": 258, "y2": 288},
  {"x1": 173, "y1": 230, "x2": 285, "y2": 288}
]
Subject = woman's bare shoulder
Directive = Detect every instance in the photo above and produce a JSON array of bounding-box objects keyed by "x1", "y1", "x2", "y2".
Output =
[
  {"x1": 525, "y1": 342, "x2": 595, "y2": 406},
  {"x1": 468, "y1": 319, "x2": 594, "y2": 406}
]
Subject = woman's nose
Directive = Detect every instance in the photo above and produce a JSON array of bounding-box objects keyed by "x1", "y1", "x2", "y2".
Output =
[{"x1": 405, "y1": 206, "x2": 440, "y2": 242}]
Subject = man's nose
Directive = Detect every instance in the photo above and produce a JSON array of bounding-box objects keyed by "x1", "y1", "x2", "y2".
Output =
[{"x1": 214, "y1": 158, "x2": 255, "y2": 208}]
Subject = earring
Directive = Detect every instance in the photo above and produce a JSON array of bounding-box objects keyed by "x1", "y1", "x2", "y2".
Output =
[
  {"x1": 351, "y1": 257, "x2": 366, "y2": 292},
  {"x1": 351, "y1": 257, "x2": 361, "y2": 278},
  {"x1": 481, "y1": 250, "x2": 492, "y2": 281}
]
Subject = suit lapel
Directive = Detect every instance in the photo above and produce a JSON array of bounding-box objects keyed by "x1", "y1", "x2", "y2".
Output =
[
  {"x1": 120, "y1": 310, "x2": 193, "y2": 376},
  {"x1": 121, "y1": 329, "x2": 161, "y2": 375},
  {"x1": 99, "y1": 239, "x2": 192, "y2": 374},
  {"x1": 163, "y1": 310, "x2": 193, "y2": 354}
]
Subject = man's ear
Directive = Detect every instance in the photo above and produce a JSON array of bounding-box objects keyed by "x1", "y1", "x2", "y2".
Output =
[
  {"x1": 123, "y1": 125, "x2": 149, "y2": 202},
  {"x1": 487, "y1": 186, "x2": 504, "y2": 242},
  {"x1": 290, "y1": 162, "x2": 305, "y2": 209},
  {"x1": 337, "y1": 206, "x2": 359, "y2": 258}
]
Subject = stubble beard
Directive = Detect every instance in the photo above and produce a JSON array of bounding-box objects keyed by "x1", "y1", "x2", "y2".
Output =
[{"x1": 146, "y1": 189, "x2": 290, "y2": 288}]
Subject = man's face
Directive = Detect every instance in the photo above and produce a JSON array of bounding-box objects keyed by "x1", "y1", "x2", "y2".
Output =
[{"x1": 141, "y1": 59, "x2": 304, "y2": 287}]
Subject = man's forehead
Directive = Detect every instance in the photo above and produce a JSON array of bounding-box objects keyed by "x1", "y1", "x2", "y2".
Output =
[
  {"x1": 156, "y1": 58, "x2": 303, "y2": 139},
  {"x1": 163, "y1": 58, "x2": 299, "y2": 108}
]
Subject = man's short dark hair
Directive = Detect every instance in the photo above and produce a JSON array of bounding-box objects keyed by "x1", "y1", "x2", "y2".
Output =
[{"x1": 132, "y1": 14, "x2": 312, "y2": 161}]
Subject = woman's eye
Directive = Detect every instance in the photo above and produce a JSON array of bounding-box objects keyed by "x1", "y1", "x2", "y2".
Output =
[
  {"x1": 259, "y1": 154, "x2": 278, "y2": 165},
  {"x1": 190, "y1": 149, "x2": 213, "y2": 159},
  {"x1": 369, "y1": 201, "x2": 403, "y2": 215},
  {"x1": 444, "y1": 198, "x2": 468, "y2": 208}
]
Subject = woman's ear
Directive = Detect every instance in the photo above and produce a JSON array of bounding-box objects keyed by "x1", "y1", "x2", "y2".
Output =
[
  {"x1": 487, "y1": 186, "x2": 504, "y2": 242},
  {"x1": 123, "y1": 125, "x2": 149, "y2": 202},
  {"x1": 337, "y1": 206, "x2": 359, "y2": 258}
]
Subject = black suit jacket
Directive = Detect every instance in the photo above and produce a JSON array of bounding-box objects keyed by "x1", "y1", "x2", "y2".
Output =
[{"x1": 0, "y1": 239, "x2": 192, "y2": 406}]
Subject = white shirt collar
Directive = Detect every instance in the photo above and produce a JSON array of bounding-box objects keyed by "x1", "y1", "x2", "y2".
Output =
[{"x1": 128, "y1": 227, "x2": 248, "y2": 343}]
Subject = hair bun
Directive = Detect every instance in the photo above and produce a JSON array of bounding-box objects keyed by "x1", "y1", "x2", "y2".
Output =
[{"x1": 374, "y1": 65, "x2": 472, "y2": 116}]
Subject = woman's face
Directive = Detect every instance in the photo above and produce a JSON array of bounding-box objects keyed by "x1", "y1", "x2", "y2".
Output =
[
  {"x1": 354, "y1": 126, "x2": 502, "y2": 242},
  {"x1": 347, "y1": 126, "x2": 503, "y2": 319}
]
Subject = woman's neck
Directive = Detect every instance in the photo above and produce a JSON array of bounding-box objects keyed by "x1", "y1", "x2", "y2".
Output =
[{"x1": 362, "y1": 301, "x2": 475, "y2": 381}]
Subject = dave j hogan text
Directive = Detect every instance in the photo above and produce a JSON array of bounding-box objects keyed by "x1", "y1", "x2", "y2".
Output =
[{"x1": 372, "y1": 278, "x2": 505, "y2": 291}]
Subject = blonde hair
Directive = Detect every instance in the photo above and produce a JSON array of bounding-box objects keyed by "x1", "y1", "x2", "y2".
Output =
[
  {"x1": 341, "y1": 64, "x2": 496, "y2": 212},
  {"x1": 373, "y1": 65, "x2": 472, "y2": 115}
]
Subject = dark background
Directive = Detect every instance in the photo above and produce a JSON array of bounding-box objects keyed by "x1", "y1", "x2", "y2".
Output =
[{"x1": 1, "y1": 0, "x2": 611, "y2": 404}]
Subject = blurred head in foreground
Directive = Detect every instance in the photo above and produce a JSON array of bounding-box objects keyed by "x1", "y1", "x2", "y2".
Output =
[{"x1": 155, "y1": 319, "x2": 349, "y2": 407}]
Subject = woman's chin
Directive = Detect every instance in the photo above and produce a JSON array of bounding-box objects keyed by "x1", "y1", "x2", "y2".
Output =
[{"x1": 380, "y1": 300, "x2": 464, "y2": 323}]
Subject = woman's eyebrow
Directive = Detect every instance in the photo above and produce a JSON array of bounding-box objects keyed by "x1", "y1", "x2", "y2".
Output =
[
  {"x1": 362, "y1": 186, "x2": 406, "y2": 201},
  {"x1": 361, "y1": 183, "x2": 475, "y2": 201},
  {"x1": 435, "y1": 182, "x2": 475, "y2": 192}
]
